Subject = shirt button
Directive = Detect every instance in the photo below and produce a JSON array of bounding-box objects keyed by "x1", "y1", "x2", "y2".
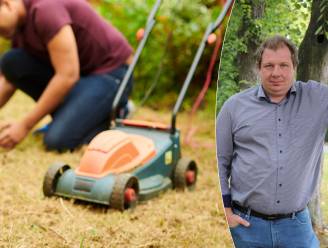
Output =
[
  {"x1": 278, "y1": 118, "x2": 281, "y2": 121},
  {"x1": 277, "y1": 200, "x2": 280, "y2": 204},
  {"x1": 279, "y1": 133, "x2": 282, "y2": 137},
  {"x1": 279, "y1": 184, "x2": 282, "y2": 187},
  {"x1": 280, "y1": 150, "x2": 283, "y2": 153}
]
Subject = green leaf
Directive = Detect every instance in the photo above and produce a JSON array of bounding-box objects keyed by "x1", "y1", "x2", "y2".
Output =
[
  {"x1": 294, "y1": 3, "x2": 301, "y2": 9},
  {"x1": 320, "y1": 5, "x2": 327, "y2": 12},
  {"x1": 317, "y1": 14, "x2": 324, "y2": 22},
  {"x1": 315, "y1": 25, "x2": 323, "y2": 35},
  {"x1": 319, "y1": 0, "x2": 327, "y2": 8}
]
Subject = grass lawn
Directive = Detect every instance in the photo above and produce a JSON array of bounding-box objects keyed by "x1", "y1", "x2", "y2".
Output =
[{"x1": 0, "y1": 92, "x2": 233, "y2": 247}]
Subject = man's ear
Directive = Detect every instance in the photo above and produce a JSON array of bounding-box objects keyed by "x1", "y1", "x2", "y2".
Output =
[
  {"x1": 255, "y1": 65, "x2": 263, "y2": 84},
  {"x1": 255, "y1": 65, "x2": 261, "y2": 74}
]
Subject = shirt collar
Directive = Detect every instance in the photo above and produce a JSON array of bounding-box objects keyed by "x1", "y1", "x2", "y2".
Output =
[
  {"x1": 257, "y1": 85, "x2": 267, "y2": 100},
  {"x1": 290, "y1": 83, "x2": 297, "y2": 94}
]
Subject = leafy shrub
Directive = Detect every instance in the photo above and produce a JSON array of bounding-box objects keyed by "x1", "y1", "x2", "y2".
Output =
[{"x1": 97, "y1": 0, "x2": 224, "y2": 109}]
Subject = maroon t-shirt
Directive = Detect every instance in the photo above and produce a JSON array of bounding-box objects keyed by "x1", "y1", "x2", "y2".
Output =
[{"x1": 13, "y1": 0, "x2": 133, "y2": 75}]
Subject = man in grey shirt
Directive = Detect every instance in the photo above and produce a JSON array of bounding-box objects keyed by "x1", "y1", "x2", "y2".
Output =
[{"x1": 216, "y1": 35, "x2": 325, "y2": 247}]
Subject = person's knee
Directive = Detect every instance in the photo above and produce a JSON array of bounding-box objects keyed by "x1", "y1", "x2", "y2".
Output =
[
  {"x1": 0, "y1": 49, "x2": 24, "y2": 82},
  {"x1": 44, "y1": 131, "x2": 76, "y2": 151},
  {"x1": 44, "y1": 133, "x2": 64, "y2": 151}
]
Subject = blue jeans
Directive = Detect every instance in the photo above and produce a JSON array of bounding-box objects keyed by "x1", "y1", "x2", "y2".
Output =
[
  {"x1": 230, "y1": 208, "x2": 319, "y2": 248},
  {"x1": 0, "y1": 49, "x2": 133, "y2": 150}
]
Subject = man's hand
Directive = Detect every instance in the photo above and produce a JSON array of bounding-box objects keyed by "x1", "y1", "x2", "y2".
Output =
[
  {"x1": 225, "y1": 207, "x2": 250, "y2": 228},
  {"x1": 0, "y1": 121, "x2": 30, "y2": 150}
]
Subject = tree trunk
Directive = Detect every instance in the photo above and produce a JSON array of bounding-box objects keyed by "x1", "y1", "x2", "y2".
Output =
[
  {"x1": 237, "y1": 1, "x2": 266, "y2": 89},
  {"x1": 297, "y1": 0, "x2": 328, "y2": 232},
  {"x1": 298, "y1": 0, "x2": 328, "y2": 83}
]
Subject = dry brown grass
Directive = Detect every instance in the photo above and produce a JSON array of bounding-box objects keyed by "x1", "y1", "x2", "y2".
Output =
[{"x1": 0, "y1": 92, "x2": 233, "y2": 248}]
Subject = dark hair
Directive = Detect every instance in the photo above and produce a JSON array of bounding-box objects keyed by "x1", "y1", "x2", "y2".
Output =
[{"x1": 256, "y1": 35, "x2": 298, "y2": 69}]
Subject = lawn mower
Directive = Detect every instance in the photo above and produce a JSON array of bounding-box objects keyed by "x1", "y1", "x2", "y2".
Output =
[{"x1": 42, "y1": 0, "x2": 234, "y2": 211}]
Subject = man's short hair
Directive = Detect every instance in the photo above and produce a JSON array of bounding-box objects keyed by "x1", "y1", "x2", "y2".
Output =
[{"x1": 256, "y1": 35, "x2": 299, "y2": 69}]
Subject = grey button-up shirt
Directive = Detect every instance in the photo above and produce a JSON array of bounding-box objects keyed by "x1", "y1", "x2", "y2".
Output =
[{"x1": 216, "y1": 80, "x2": 328, "y2": 215}]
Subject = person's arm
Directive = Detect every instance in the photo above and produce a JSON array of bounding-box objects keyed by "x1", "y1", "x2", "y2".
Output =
[
  {"x1": 23, "y1": 25, "x2": 79, "y2": 129},
  {"x1": 216, "y1": 102, "x2": 250, "y2": 228},
  {"x1": 0, "y1": 75, "x2": 16, "y2": 108},
  {"x1": 0, "y1": 25, "x2": 79, "y2": 149}
]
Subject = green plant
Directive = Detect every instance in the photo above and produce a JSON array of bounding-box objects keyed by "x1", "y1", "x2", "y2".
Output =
[
  {"x1": 315, "y1": 0, "x2": 328, "y2": 39},
  {"x1": 97, "y1": 0, "x2": 224, "y2": 109}
]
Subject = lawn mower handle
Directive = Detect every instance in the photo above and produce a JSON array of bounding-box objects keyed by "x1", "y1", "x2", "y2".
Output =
[
  {"x1": 111, "y1": 0, "x2": 162, "y2": 124},
  {"x1": 170, "y1": 0, "x2": 234, "y2": 134}
]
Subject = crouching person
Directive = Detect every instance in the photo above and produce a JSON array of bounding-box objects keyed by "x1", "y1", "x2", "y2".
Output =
[{"x1": 0, "y1": 0, "x2": 133, "y2": 150}]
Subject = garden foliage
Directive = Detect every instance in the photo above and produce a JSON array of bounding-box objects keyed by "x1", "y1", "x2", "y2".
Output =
[{"x1": 94, "y1": 0, "x2": 224, "y2": 109}]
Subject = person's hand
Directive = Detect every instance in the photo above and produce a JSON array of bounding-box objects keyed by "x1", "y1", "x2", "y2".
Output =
[
  {"x1": 225, "y1": 208, "x2": 250, "y2": 228},
  {"x1": 0, "y1": 121, "x2": 30, "y2": 150}
]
